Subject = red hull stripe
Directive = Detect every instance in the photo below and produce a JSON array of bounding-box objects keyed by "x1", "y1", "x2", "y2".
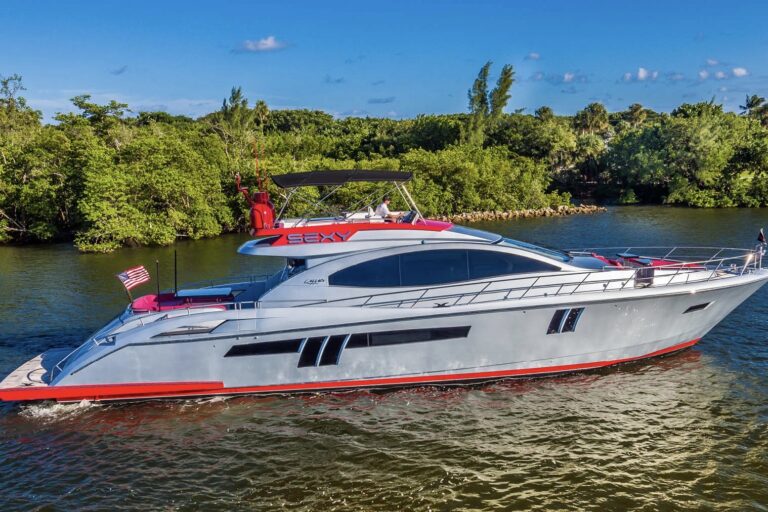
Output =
[
  {"x1": 0, "y1": 338, "x2": 699, "y2": 402},
  {"x1": 0, "y1": 381, "x2": 223, "y2": 402}
]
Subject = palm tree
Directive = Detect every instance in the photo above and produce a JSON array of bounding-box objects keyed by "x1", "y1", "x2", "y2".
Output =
[
  {"x1": 625, "y1": 103, "x2": 647, "y2": 128},
  {"x1": 739, "y1": 94, "x2": 765, "y2": 116},
  {"x1": 574, "y1": 102, "x2": 609, "y2": 135},
  {"x1": 535, "y1": 106, "x2": 554, "y2": 122}
]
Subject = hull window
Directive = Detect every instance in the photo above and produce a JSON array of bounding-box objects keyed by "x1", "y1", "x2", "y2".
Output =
[
  {"x1": 684, "y1": 302, "x2": 711, "y2": 314},
  {"x1": 562, "y1": 308, "x2": 584, "y2": 333},
  {"x1": 298, "y1": 337, "x2": 326, "y2": 367},
  {"x1": 225, "y1": 339, "x2": 303, "y2": 357},
  {"x1": 319, "y1": 335, "x2": 347, "y2": 366},
  {"x1": 346, "y1": 326, "x2": 471, "y2": 348},
  {"x1": 547, "y1": 308, "x2": 585, "y2": 334},
  {"x1": 547, "y1": 310, "x2": 567, "y2": 334},
  {"x1": 346, "y1": 333, "x2": 369, "y2": 349}
]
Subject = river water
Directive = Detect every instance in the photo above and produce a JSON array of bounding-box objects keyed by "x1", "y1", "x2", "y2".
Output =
[{"x1": 1, "y1": 207, "x2": 767, "y2": 511}]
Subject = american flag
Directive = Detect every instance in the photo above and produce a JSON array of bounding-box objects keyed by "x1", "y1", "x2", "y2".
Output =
[{"x1": 116, "y1": 265, "x2": 151, "y2": 291}]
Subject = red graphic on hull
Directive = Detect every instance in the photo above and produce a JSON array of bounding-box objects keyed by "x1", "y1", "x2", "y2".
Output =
[{"x1": 0, "y1": 339, "x2": 700, "y2": 403}]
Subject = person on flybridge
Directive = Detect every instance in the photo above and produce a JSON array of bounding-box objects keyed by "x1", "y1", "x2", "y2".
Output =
[{"x1": 375, "y1": 196, "x2": 403, "y2": 222}]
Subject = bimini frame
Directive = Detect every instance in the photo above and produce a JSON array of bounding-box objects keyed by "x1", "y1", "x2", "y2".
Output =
[{"x1": 270, "y1": 170, "x2": 422, "y2": 225}]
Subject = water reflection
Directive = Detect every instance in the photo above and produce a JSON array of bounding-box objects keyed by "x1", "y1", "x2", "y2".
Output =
[{"x1": 1, "y1": 207, "x2": 767, "y2": 510}]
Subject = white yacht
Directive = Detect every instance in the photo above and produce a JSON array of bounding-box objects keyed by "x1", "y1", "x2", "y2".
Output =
[{"x1": 1, "y1": 170, "x2": 766, "y2": 402}]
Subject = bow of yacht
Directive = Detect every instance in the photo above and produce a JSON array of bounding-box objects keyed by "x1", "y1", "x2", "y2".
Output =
[{"x1": 2, "y1": 170, "x2": 767, "y2": 402}]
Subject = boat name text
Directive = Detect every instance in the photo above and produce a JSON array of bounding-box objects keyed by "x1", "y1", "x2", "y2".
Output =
[{"x1": 286, "y1": 232, "x2": 352, "y2": 244}]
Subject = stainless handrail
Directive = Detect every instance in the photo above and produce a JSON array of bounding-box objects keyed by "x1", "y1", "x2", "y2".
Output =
[
  {"x1": 295, "y1": 249, "x2": 760, "y2": 309},
  {"x1": 123, "y1": 247, "x2": 758, "y2": 317},
  {"x1": 123, "y1": 248, "x2": 759, "y2": 314}
]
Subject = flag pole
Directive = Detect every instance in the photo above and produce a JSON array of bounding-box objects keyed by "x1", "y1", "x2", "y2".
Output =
[
  {"x1": 155, "y1": 259, "x2": 161, "y2": 296},
  {"x1": 174, "y1": 250, "x2": 178, "y2": 295}
]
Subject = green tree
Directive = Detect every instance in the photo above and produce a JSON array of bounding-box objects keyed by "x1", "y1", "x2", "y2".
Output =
[
  {"x1": 740, "y1": 94, "x2": 765, "y2": 116},
  {"x1": 573, "y1": 102, "x2": 610, "y2": 136},
  {"x1": 739, "y1": 94, "x2": 768, "y2": 127},
  {"x1": 467, "y1": 62, "x2": 492, "y2": 145},
  {"x1": 623, "y1": 103, "x2": 647, "y2": 128},
  {"x1": 534, "y1": 106, "x2": 555, "y2": 122},
  {"x1": 75, "y1": 125, "x2": 233, "y2": 252},
  {"x1": 489, "y1": 64, "x2": 515, "y2": 124},
  {"x1": 466, "y1": 62, "x2": 515, "y2": 145}
]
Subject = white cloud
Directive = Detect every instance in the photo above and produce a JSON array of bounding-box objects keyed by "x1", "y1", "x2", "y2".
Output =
[
  {"x1": 622, "y1": 67, "x2": 659, "y2": 82},
  {"x1": 715, "y1": 71, "x2": 727, "y2": 79},
  {"x1": 239, "y1": 36, "x2": 286, "y2": 52},
  {"x1": 732, "y1": 67, "x2": 749, "y2": 77},
  {"x1": 533, "y1": 71, "x2": 588, "y2": 85},
  {"x1": 706, "y1": 58, "x2": 719, "y2": 66},
  {"x1": 698, "y1": 69, "x2": 709, "y2": 80},
  {"x1": 525, "y1": 52, "x2": 540, "y2": 60},
  {"x1": 667, "y1": 72, "x2": 685, "y2": 81}
]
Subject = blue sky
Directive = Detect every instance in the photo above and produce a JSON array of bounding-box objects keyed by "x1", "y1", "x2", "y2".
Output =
[{"x1": 1, "y1": 0, "x2": 767, "y2": 121}]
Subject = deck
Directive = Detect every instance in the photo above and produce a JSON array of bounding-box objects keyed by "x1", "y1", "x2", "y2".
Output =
[{"x1": 0, "y1": 348, "x2": 70, "y2": 389}]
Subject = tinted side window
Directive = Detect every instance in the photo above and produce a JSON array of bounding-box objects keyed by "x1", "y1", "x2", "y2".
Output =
[
  {"x1": 328, "y1": 255, "x2": 400, "y2": 287},
  {"x1": 400, "y1": 250, "x2": 469, "y2": 286},
  {"x1": 468, "y1": 250, "x2": 559, "y2": 279}
]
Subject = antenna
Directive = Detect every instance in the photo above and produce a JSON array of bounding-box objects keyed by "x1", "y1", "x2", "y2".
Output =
[{"x1": 155, "y1": 259, "x2": 161, "y2": 296}]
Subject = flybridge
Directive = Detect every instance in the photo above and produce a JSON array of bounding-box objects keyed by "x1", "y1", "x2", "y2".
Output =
[
  {"x1": 235, "y1": 167, "x2": 436, "y2": 239},
  {"x1": 236, "y1": 220, "x2": 455, "y2": 258}
]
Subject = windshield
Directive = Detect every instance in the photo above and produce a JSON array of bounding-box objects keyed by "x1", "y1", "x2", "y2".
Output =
[
  {"x1": 447, "y1": 225, "x2": 503, "y2": 242},
  {"x1": 501, "y1": 238, "x2": 571, "y2": 262}
]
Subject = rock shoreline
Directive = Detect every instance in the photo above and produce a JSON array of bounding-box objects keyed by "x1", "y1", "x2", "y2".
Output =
[{"x1": 436, "y1": 204, "x2": 606, "y2": 223}]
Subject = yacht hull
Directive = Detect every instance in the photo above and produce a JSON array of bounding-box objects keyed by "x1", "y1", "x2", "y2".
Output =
[{"x1": 2, "y1": 272, "x2": 765, "y2": 403}]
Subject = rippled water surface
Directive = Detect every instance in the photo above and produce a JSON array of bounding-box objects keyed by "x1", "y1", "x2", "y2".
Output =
[{"x1": 1, "y1": 207, "x2": 767, "y2": 510}]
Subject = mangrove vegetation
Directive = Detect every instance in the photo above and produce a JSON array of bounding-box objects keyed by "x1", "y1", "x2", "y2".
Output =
[{"x1": 1, "y1": 64, "x2": 768, "y2": 252}]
